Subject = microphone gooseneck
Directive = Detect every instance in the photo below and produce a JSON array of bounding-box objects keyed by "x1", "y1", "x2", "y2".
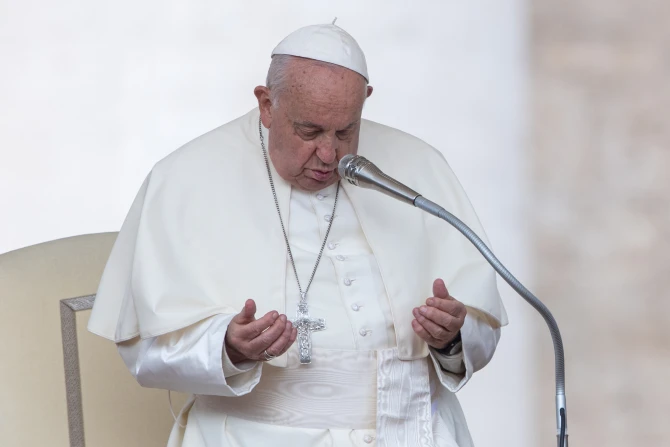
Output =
[{"x1": 338, "y1": 154, "x2": 569, "y2": 447}]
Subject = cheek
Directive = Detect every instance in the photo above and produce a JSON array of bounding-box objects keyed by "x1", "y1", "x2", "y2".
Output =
[
  {"x1": 276, "y1": 137, "x2": 316, "y2": 174},
  {"x1": 350, "y1": 133, "x2": 361, "y2": 152},
  {"x1": 293, "y1": 142, "x2": 317, "y2": 169},
  {"x1": 338, "y1": 133, "x2": 360, "y2": 157},
  {"x1": 285, "y1": 131, "x2": 316, "y2": 161}
]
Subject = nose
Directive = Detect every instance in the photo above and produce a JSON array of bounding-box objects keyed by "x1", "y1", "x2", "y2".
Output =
[{"x1": 315, "y1": 136, "x2": 337, "y2": 165}]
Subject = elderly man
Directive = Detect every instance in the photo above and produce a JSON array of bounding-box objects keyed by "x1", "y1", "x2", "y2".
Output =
[{"x1": 89, "y1": 23, "x2": 507, "y2": 447}]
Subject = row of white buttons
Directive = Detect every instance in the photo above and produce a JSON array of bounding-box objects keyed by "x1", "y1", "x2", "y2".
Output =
[
  {"x1": 319, "y1": 196, "x2": 348, "y2": 326},
  {"x1": 322, "y1": 231, "x2": 370, "y2": 339}
]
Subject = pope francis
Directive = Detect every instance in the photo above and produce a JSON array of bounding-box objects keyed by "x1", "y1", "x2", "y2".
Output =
[{"x1": 88, "y1": 23, "x2": 508, "y2": 447}]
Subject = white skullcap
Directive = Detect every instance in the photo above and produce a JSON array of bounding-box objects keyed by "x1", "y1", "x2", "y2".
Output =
[{"x1": 271, "y1": 23, "x2": 369, "y2": 82}]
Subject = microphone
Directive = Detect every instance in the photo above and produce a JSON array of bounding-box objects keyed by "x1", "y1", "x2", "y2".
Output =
[
  {"x1": 338, "y1": 154, "x2": 448, "y2": 217},
  {"x1": 338, "y1": 154, "x2": 421, "y2": 205},
  {"x1": 337, "y1": 154, "x2": 569, "y2": 447}
]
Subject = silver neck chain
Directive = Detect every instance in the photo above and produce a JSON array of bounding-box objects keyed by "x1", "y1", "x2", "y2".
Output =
[{"x1": 259, "y1": 117, "x2": 340, "y2": 302}]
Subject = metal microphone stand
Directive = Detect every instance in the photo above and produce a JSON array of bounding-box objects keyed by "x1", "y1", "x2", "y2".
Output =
[{"x1": 414, "y1": 196, "x2": 568, "y2": 447}]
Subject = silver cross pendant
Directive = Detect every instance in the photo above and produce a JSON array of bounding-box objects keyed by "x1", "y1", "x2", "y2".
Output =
[{"x1": 290, "y1": 293, "x2": 325, "y2": 364}]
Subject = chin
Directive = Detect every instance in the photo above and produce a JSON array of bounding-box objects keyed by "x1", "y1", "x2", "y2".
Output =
[{"x1": 299, "y1": 176, "x2": 337, "y2": 191}]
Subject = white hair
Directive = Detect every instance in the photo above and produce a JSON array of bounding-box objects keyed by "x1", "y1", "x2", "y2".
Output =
[
  {"x1": 265, "y1": 55, "x2": 294, "y2": 108},
  {"x1": 265, "y1": 54, "x2": 368, "y2": 109}
]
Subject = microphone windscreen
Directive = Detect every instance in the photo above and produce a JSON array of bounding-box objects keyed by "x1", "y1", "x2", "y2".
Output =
[{"x1": 338, "y1": 154, "x2": 357, "y2": 179}]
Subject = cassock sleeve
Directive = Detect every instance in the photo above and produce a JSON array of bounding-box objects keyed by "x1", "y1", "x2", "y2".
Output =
[
  {"x1": 428, "y1": 307, "x2": 501, "y2": 392},
  {"x1": 117, "y1": 314, "x2": 262, "y2": 397}
]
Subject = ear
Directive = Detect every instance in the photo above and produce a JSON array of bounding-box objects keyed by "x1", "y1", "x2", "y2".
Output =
[
  {"x1": 254, "y1": 86, "x2": 273, "y2": 128},
  {"x1": 366, "y1": 85, "x2": 374, "y2": 98}
]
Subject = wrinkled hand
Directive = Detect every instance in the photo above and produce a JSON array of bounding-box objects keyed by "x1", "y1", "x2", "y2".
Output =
[
  {"x1": 225, "y1": 299, "x2": 297, "y2": 364},
  {"x1": 411, "y1": 279, "x2": 466, "y2": 350}
]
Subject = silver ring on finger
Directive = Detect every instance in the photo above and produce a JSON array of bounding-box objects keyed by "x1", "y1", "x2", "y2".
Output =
[{"x1": 263, "y1": 350, "x2": 277, "y2": 361}]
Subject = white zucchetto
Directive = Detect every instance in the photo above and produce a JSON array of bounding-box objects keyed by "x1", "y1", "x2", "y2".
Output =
[{"x1": 271, "y1": 23, "x2": 369, "y2": 82}]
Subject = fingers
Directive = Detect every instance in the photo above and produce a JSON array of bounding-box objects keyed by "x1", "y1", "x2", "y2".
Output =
[
  {"x1": 227, "y1": 302, "x2": 300, "y2": 362},
  {"x1": 417, "y1": 304, "x2": 462, "y2": 333},
  {"x1": 265, "y1": 321, "x2": 298, "y2": 357},
  {"x1": 432, "y1": 278, "x2": 451, "y2": 300},
  {"x1": 411, "y1": 318, "x2": 442, "y2": 347},
  {"x1": 239, "y1": 311, "x2": 280, "y2": 338},
  {"x1": 247, "y1": 314, "x2": 288, "y2": 353},
  {"x1": 426, "y1": 296, "x2": 467, "y2": 319},
  {"x1": 232, "y1": 299, "x2": 257, "y2": 324},
  {"x1": 413, "y1": 307, "x2": 455, "y2": 341}
]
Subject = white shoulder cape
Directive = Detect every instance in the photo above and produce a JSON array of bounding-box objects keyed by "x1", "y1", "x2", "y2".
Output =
[{"x1": 88, "y1": 108, "x2": 508, "y2": 366}]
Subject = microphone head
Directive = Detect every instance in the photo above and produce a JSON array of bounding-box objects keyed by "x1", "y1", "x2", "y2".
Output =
[
  {"x1": 338, "y1": 154, "x2": 373, "y2": 186},
  {"x1": 337, "y1": 154, "x2": 357, "y2": 180},
  {"x1": 337, "y1": 153, "x2": 420, "y2": 204}
]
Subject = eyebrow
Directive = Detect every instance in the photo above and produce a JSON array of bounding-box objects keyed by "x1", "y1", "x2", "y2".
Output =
[
  {"x1": 340, "y1": 121, "x2": 359, "y2": 131},
  {"x1": 294, "y1": 120, "x2": 359, "y2": 131},
  {"x1": 295, "y1": 121, "x2": 322, "y2": 130}
]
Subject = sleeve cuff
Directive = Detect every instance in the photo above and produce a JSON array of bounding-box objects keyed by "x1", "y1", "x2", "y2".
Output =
[
  {"x1": 428, "y1": 308, "x2": 499, "y2": 393},
  {"x1": 431, "y1": 347, "x2": 466, "y2": 375},
  {"x1": 133, "y1": 314, "x2": 263, "y2": 397},
  {"x1": 221, "y1": 337, "x2": 259, "y2": 377},
  {"x1": 429, "y1": 346, "x2": 472, "y2": 392}
]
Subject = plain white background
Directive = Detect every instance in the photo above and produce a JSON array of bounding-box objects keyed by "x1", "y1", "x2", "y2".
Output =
[{"x1": 0, "y1": 1, "x2": 537, "y2": 445}]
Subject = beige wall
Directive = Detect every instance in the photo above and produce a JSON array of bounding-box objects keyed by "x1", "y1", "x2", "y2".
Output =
[{"x1": 531, "y1": 1, "x2": 670, "y2": 445}]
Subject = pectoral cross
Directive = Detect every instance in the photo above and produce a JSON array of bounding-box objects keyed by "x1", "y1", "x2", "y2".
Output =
[{"x1": 290, "y1": 293, "x2": 325, "y2": 364}]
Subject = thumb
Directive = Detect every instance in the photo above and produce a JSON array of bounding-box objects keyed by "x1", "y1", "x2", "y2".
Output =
[
  {"x1": 432, "y1": 278, "x2": 451, "y2": 299},
  {"x1": 233, "y1": 299, "x2": 257, "y2": 324}
]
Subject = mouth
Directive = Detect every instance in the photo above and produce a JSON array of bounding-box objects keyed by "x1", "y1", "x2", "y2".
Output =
[{"x1": 310, "y1": 169, "x2": 335, "y2": 182}]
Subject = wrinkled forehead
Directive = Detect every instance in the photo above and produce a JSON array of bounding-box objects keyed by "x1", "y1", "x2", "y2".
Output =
[
  {"x1": 285, "y1": 97, "x2": 364, "y2": 132},
  {"x1": 283, "y1": 61, "x2": 367, "y2": 122}
]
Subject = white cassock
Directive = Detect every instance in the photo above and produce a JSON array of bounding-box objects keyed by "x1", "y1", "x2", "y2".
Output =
[{"x1": 88, "y1": 108, "x2": 508, "y2": 447}]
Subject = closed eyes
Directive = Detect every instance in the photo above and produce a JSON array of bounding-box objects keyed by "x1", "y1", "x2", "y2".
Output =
[{"x1": 293, "y1": 121, "x2": 358, "y2": 140}]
